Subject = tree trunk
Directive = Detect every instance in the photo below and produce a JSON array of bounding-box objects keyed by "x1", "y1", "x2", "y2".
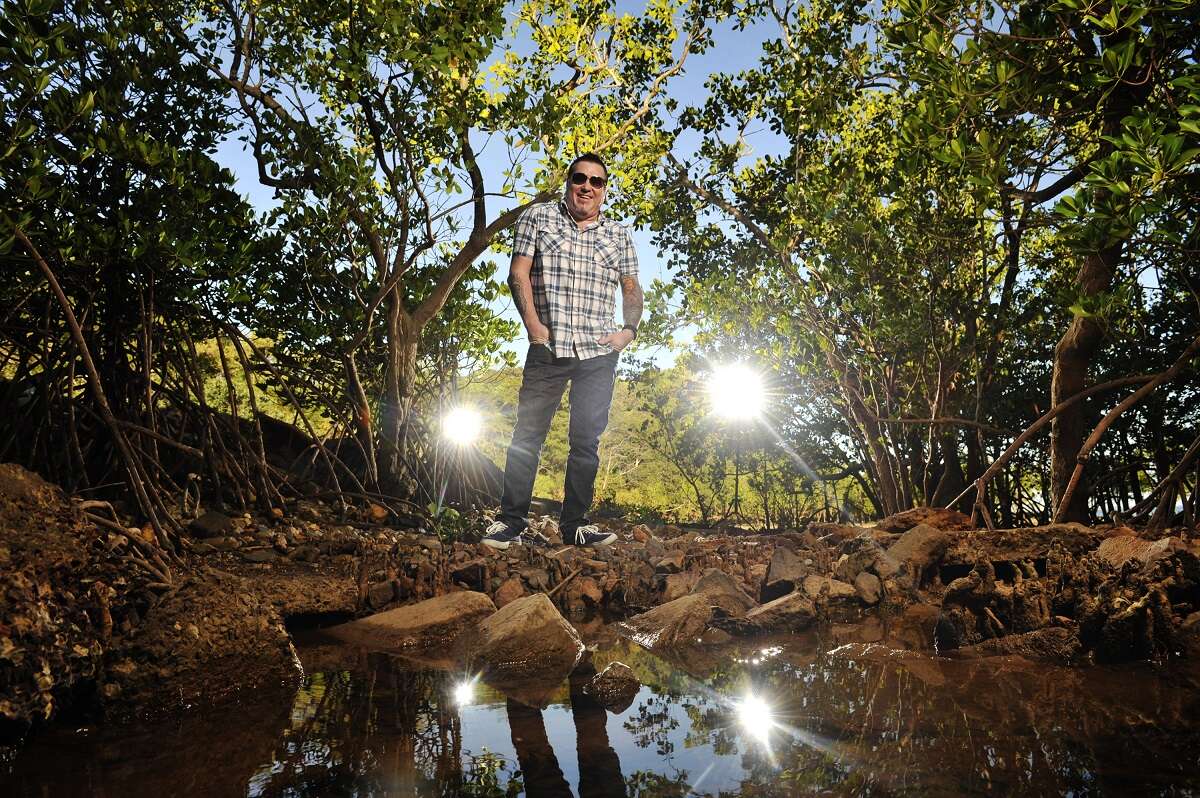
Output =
[
  {"x1": 379, "y1": 289, "x2": 420, "y2": 495},
  {"x1": 1050, "y1": 242, "x2": 1123, "y2": 522}
]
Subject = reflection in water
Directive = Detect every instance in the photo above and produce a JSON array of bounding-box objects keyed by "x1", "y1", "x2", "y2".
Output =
[{"x1": 3, "y1": 628, "x2": 1200, "y2": 796}]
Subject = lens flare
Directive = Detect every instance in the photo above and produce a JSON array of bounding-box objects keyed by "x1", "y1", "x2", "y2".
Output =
[
  {"x1": 708, "y1": 364, "x2": 764, "y2": 420},
  {"x1": 442, "y1": 407, "x2": 482, "y2": 446},
  {"x1": 736, "y1": 693, "x2": 774, "y2": 742}
]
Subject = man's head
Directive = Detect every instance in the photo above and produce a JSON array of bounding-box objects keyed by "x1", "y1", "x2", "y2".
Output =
[{"x1": 563, "y1": 153, "x2": 608, "y2": 222}]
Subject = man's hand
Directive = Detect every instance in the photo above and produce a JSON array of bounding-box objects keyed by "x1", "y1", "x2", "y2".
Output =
[
  {"x1": 597, "y1": 328, "x2": 635, "y2": 352},
  {"x1": 527, "y1": 319, "x2": 551, "y2": 345}
]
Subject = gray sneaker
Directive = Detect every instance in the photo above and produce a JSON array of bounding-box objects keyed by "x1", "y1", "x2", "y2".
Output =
[
  {"x1": 569, "y1": 523, "x2": 617, "y2": 547},
  {"x1": 481, "y1": 521, "x2": 522, "y2": 550}
]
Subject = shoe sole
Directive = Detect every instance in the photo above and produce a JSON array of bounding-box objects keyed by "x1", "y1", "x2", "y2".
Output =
[
  {"x1": 575, "y1": 534, "x2": 617, "y2": 547},
  {"x1": 482, "y1": 538, "x2": 512, "y2": 550}
]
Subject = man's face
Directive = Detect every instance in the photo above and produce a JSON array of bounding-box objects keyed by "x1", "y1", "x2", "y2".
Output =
[{"x1": 563, "y1": 160, "x2": 607, "y2": 221}]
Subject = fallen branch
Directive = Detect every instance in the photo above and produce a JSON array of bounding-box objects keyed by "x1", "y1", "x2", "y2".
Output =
[{"x1": 547, "y1": 566, "x2": 583, "y2": 600}]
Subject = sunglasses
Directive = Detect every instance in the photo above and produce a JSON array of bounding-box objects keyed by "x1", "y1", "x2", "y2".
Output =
[{"x1": 569, "y1": 172, "x2": 608, "y2": 188}]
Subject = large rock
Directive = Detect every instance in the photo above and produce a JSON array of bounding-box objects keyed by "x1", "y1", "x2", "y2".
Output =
[
  {"x1": 740, "y1": 591, "x2": 817, "y2": 632},
  {"x1": 584, "y1": 662, "x2": 641, "y2": 713},
  {"x1": 1095, "y1": 536, "x2": 1185, "y2": 570},
  {"x1": 854, "y1": 572, "x2": 882, "y2": 606},
  {"x1": 886, "y1": 524, "x2": 952, "y2": 583},
  {"x1": 802, "y1": 575, "x2": 857, "y2": 602},
  {"x1": 661, "y1": 571, "x2": 698, "y2": 603},
  {"x1": 834, "y1": 534, "x2": 899, "y2": 583},
  {"x1": 474, "y1": 593, "x2": 584, "y2": 684},
  {"x1": 188, "y1": 510, "x2": 234, "y2": 539},
  {"x1": 622, "y1": 594, "x2": 713, "y2": 649},
  {"x1": 876, "y1": 507, "x2": 972, "y2": 532},
  {"x1": 690, "y1": 568, "x2": 757, "y2": 617},
  {"x1": 327, "y1": 591, "x2": 496, "y2": 651},
  {"x1": 760, "y1": 545, "x2": 808, "y2": 602}
]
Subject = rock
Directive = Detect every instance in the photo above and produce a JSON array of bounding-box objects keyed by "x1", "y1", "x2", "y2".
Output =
[
  {"x1": 661, "y1": 571, "x2": 697, "y2": 603},
  {"x1": 631, "y1": 524, "x2": 653, "y2": 543},
  {"x1": 474, "y1": 593, "x2": 585, "y2": 685},
  {"x1": 622, "y1": 594, "x2": 713, "y2": 649},
  {"x1": 328, "y1": 591, "x2": 496, "y2": 651},
  {"x1": 761, "y1": 545, "x2": 808, "y2": 603},
  {"x1": 368, "y1": 503, "x2": 389, "y2": 522},
  {"x1": 520, "y1": 566, "x2": 551, "y2": 592},
  {"x1": 655, "y1": 552, "x2": 685, "y2": 574},
  {"x1": 584, "y1": 662, "x2": 641, "y2": 713},
  {"x1": 367, "y1": 581, "x2": 395, "y2": 609},
  {"x1": 876, "y1": 507, "x2": 972, "y2": 533},
  {"x1": 886, "y1": 524, "x2": 952, "y2": 583},
  {"x1": 802, "y1": 575, "x2": 857, "y2": 602},
  {"x1": 854, "y1": 572, "x2": 882, "y2": 606},
  {"x1": 834, "y1": 534, "x2": 891, "y2": 583},
  {"x1": 699, "y1": 627, "x2": 733, "y2": 645},
  {"x1": 1095, "y1": 536, "x2": 1185, "y2": 570},
  {"x1": 287, "y1": 544, "x2": 319, "y2": 562},
  {"x1": 272, "y1": 533, "x2": 288, "y2": 552},
  {"x1": 210, "y1": 536, "x2": 241, "y2": 551},
  {"x1": 188, "y1": 510, "x2": 233, "y2": 539},
  {"x1": 189, "y1": 542, "x2": 216, "y2": 555},
  {"x1": 690, "y1": 568, "x2": 757, "y2": 617},
  {"x1": 451, "y1": 558, "x2": 487, "y2": 591},
  {"x1": 493, "y1": 576, "x2": 525, "y2": 608},
  {"x1": 954, "y1": 627, "x2": 1082, "y2": 664},
  {"x1": 240, "y1": 548, "x2": 278, "y2": 563},
  {"x1": 740, "y1": 591, "x2": 817, "y2": 632}
]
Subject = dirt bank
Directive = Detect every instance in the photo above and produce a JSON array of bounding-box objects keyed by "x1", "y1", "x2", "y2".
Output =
[{"x1": 3, "y1": 462, "x2": 1198, "y2": 739}]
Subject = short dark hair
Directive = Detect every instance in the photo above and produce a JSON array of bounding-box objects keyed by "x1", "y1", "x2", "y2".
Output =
[{"x1": 567, "y1": 152, "x2": 607, "y2": 179}]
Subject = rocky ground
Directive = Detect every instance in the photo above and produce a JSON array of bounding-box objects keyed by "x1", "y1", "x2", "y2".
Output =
[{"x1": 2, "y1": 462, "x2": 1198, "y2": 740}]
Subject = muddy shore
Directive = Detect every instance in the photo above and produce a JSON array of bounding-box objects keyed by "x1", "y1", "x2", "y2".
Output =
[{"x1": 2, "y1": 462, "x2": 1198, "y2": 740}]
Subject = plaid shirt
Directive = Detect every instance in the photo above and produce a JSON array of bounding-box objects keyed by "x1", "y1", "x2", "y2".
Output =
[{"x1": 512, "y1": 200, "x2": 639, "y2": 360}]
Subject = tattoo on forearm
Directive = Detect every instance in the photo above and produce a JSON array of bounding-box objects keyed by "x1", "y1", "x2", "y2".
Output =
[
  {"x1": 621, "y1": 277, "x2": 644, "y2": 326},
  {"x1": 508, "y1": 273, "x2": 530, "y2": 319}
]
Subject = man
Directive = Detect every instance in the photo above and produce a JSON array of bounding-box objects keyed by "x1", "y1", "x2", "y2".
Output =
[{"x1": 483, "y1": 153, "x2": 643, "y2": 549}]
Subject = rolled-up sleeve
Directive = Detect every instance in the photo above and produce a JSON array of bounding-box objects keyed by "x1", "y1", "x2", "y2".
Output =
[
  {"x1": 617, "y1": 227, "x2": 638, "y2": 278},
  {"x1": 512, "y1": 206, "x2": 539, "y2": 258}
]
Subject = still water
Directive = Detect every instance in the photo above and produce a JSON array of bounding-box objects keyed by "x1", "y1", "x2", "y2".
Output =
[{"x1": 3, "y1": 616, "x2": 1199, "y2": 796}]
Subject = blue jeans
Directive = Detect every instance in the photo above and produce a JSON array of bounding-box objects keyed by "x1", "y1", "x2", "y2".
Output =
[{"x1": 499, "y1": 345, "x2": 619, "y2": 536}]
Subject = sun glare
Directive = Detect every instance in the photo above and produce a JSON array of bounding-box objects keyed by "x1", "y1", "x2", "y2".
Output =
[
  {"x1": 442, "y1": 407, "x2": 483, "y2": 446},
  {"x1": 708, "y1": 364, "x2": 765, "y2": 420}
]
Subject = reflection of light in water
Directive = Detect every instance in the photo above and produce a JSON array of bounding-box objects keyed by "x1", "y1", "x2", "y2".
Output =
[
  {"x1": 735, "y1": 645, "x2": 785, "y2": 666},
  {"x1": 737, "y1": 694, "x2": 775, "y2": 743},
  {"x1": 454, "y1": 679, "x2": 475, "y2": 706}
]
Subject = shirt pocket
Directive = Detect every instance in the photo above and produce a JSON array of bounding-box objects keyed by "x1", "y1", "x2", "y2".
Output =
[
  {"x1": 594, "y1": 238, "x2": 621, "y2": 274},
  {"x1": 538, "y1": 229, "x2": 569, "y2": 280}
]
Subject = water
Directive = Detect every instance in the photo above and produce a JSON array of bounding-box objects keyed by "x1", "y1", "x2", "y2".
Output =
[{"x1": 4, "y1": 615, "x2": 1200, "y2": 796}]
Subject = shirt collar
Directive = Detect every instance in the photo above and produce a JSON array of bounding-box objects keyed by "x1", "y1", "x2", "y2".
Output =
[{"x1": 557, "y1": 199, "x2": 605, "y2": 230}]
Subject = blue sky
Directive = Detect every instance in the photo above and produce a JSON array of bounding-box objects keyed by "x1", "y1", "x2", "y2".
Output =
[{"x1": 210, "y1": 2, "x2": 780, "y2": 366}]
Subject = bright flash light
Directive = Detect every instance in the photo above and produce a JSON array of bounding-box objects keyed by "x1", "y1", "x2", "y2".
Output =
[
  {"x1": 442, "y1": 407, "x2": 482, "y2": 446},
  {"x1": 708, "y1": 364, "x2": 764, "y2": 420},
  {"x1": 736, "y1": 694, "x2": 775, "y2": 742},
  {"x1": 454, "y1": 680, "x2": 475, "y2": 706}
]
